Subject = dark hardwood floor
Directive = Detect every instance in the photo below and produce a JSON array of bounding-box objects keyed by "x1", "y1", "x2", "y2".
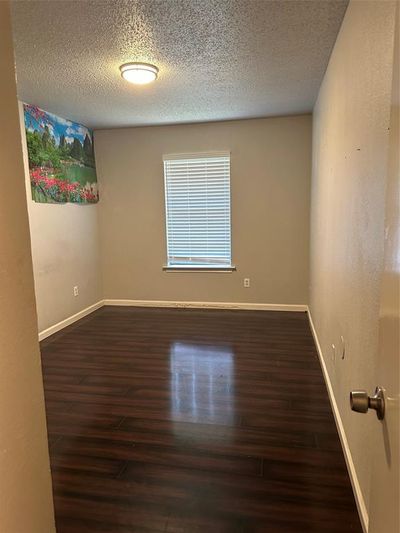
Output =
[{"x1": 40, "y1": 306, "x2": 363, "y2": 533}]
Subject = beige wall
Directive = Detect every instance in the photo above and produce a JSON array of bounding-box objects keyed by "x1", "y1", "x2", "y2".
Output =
[
  {"x1": 310, "y1": 0, "x2": 397, "y2": 526},
  {"x1": 19, "y1": 105, "x2": 103, "y2": 333},
  {"x1": 95, "y1": 116, "x2": 311, "y2": 304},
  {"x1": 0, "y1": 3, "x2": 55, "y2": 532}
]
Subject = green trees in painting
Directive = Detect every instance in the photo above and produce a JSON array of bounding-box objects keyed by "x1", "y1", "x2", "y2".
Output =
[
  {"x1": 25, "y1": 126, "x2": 95, "y2": 170},
  {"x1": 83, "y1": 134, "x2": 95, "y2": 166},
  {"x1": 26, "y1": 128, "x2": 61, "y2": 168}
]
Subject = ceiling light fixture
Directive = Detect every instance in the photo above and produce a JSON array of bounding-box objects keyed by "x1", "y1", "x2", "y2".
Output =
[{"x1": 119, "y1": 62, "x2": 159, "y2": 85}]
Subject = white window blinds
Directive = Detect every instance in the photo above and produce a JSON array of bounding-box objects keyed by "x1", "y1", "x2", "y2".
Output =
[{"x1": 163, "y1": 152, "x2": 232, "y2": 268}]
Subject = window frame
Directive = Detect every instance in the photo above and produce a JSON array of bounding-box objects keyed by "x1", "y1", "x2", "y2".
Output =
[{"x1": 162, "y1": 151, "x2": 235, "y2": 272}]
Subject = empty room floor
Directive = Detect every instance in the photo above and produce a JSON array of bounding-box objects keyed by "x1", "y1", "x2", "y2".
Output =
[{"x1": 41, "y1": 307, "x2": 363, "y2": 532}]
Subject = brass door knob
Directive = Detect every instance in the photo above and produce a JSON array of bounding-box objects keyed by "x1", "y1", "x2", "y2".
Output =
[{"x1": 350, "y1": 387, "x2": 385, "y2": 420}]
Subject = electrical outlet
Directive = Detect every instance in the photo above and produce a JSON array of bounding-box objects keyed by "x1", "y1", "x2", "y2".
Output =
[
  {"x1": 73, "y1": 286, "x2": 79, "y2": 297},
  {"x1": 244, "y1": 278, "x2": 250, "y2": 288}
]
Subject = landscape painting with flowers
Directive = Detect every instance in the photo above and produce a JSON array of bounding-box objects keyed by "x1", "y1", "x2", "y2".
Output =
[{"x1": 23, "y1": 104, "x2": 99, "y2": 204}]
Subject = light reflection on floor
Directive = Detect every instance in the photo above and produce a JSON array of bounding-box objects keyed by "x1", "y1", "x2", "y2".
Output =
[{"x1": 169, "y1": 342, "x2": 235, "y2": 428}]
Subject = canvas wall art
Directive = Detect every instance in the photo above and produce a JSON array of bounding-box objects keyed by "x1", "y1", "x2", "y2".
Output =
[{"x1": 23, "y1": 104, "x2": 99, "y2": 204}]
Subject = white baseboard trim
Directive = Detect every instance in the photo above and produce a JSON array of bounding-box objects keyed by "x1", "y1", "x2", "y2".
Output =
[
  {"x1": 103, "y1": 299, "x2": 308, "y2": 312},
  {"x1": 38, "y1": 300, "x2": 104, "y2": 341},
  {"x1": 307, "y1": 309, "x2": 369, "y2": 533}
]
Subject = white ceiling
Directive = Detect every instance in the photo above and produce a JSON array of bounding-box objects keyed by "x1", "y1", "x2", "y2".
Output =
[{"x1": 11, "y1": 0, "x2": 348, "y2": 129}]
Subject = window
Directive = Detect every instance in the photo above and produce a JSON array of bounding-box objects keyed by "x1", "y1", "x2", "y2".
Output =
[{"x1": 163, "y1": 152, "x2": 232, "y2": 270}]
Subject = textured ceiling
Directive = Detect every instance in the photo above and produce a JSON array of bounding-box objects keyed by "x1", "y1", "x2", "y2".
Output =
[{"x1": 11, "y1": 0, "x2": 348, "y2": 128}]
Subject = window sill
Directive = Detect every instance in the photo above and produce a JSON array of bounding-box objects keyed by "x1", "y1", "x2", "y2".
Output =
[{"x1": 163, "y1": 265, "x2": 236, "y2": 273}]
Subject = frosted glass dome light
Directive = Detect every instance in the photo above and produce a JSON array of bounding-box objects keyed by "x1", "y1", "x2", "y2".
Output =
[{"x1": 120, "y1": 63, "x2": 159, "y2": 85}]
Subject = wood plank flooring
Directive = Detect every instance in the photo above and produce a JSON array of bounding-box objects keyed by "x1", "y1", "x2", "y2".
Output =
[{"x1": 40, "y1": 306, "x2": 363, "y2": 532}]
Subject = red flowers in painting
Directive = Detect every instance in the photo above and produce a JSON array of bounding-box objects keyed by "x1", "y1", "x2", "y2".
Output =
[
  {"x1": 24, "y1": 104, "x2": 48, "y2": 126},
  {"x1": 77, "y1": 183, "x2": 98, "y2": 202},
  {"x1": 58, "y1": 180, "x2": 79, "y2": 193},
  {"x1": 29, "y1": 167, "x2": 99, "y2": 204},
  {"x1": 30, "y1": 168, "x2": 46, "y2": 185}
]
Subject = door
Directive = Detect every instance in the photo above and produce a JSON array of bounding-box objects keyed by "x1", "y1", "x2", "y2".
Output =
[{"x1": 368, "y1": 7, "x2": 399, "y2": 532}]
